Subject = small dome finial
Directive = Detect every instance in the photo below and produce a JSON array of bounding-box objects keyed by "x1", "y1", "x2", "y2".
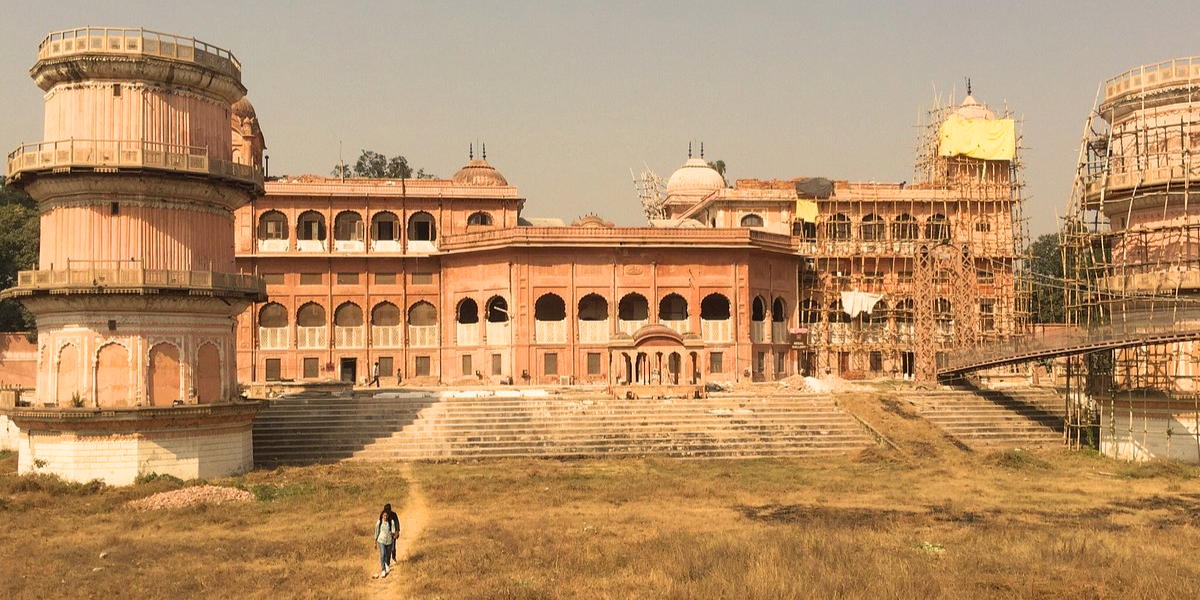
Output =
[
  {"x1": 701, "y1": 142, "x2": 705, "y2": 159},
  {"x1": 483, "y1": 143, "x2": 487, "y2": 160},
  {"x1": 469, "y1": 143, "x2": 474, "y2": 160},
  {"x1": 688, "y1": 142, "x2": 692, "y2": 159},
  {"x1": 966, "y1": 77, "x2": 972, "y2": 97}
]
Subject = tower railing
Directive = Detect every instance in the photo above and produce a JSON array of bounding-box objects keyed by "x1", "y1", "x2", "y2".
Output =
[
  {"x1": 37, "y1": 27, "x2": 241, "y2": 80},
  {"x1": 7, "y1": 139, "x2": 262, "y2": 188},
  {"x1": 10, "y1": 267, "x2": 264, "y2": 297}
]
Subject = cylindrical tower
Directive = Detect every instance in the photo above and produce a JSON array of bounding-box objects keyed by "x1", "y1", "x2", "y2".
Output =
[
  {"x1": 1, "y1": 27, "x2": 266, "y2": 483},
  {"x1": 1065, "y1": 57, "x2": 1200, "y2": 462}
]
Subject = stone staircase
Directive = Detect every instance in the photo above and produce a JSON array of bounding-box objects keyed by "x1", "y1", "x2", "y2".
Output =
[
  {"x1": 901, "y1": 387, "x2": 1066, "y2": 449},
  {"x1": 251, "y1": 391, "x2": 878, "y2": 466}
]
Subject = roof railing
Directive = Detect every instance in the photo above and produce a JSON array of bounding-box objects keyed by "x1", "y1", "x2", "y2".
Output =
[{"x1": 37, "y1": 27, "x2": 241, "y2": 80}]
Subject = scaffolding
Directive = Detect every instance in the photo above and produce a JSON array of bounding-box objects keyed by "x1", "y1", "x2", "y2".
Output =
[
  {"x1": 1060, "y1": 57, "x2": 1200, "y2": 460},
  {"x1": 632, "y1": 165, "x2": 667, "y2": 221},
  {"x1": 794, "y1": 93, "x2": 1030, "y2": 383}
]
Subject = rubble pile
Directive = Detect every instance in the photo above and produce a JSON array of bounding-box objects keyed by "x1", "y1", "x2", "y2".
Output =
[{"x1": 128, "y1": 485, "x2": 254, "y2": 511}]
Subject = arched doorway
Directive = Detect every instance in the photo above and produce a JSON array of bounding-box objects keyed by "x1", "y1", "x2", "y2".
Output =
[
  {"x1": 149, "y1": 343, "x2": 181, "y2": 407},
  {"x1": 195, "y1": 342, "x2": 221, "y2": 403}
]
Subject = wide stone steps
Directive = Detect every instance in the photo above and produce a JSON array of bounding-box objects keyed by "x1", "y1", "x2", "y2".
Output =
[
  {"x1": 904, "y1": 388, "x2": 1065, "y2": 449},
  {"x1": 252, "y1": 393, "x2": 876, "y2": 465}
]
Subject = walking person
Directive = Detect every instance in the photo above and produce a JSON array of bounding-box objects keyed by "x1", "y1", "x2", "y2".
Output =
[
  {"x1": 372, "y1": 509, "x2": 395, "y2": 579},
  {"x1": 370, "y1": 361, "x2": 381, "y2": 388},
  {"x1": 384, "y1": 503, "x2": 401, "y2": 564}
]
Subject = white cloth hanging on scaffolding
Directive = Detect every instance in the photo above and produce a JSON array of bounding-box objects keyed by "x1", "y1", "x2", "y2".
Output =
[{"x1": 841, "y1": 291, "x2": 886, "y2": 318}]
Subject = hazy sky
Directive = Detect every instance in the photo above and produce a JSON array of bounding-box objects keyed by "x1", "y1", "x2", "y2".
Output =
[{"x1": 4, "y1": 1, "x2": 1199, "y2": 237}]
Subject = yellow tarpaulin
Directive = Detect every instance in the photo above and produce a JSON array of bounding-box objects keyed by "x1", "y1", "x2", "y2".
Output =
[
  {"x1": 795, "y1": 200, "x2": 819, "y2": 224},
  {"x1": 937, "y1": 115, "x2": 1015, "y2": 161}
]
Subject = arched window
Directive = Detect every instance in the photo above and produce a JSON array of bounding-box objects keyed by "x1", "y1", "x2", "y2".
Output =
[
  {"x1": 297, "y1": 303, "x2": 327, "y2": 327},
  {"x1": 618, "y1": 293, "x2": 649, "y2": 321},
  {"x1": 486, "y1": 296, "x2": 509, "y2": 323},
  {"x1": 372, "y1": 212, "x2": 399, "y2": 242},
  {"x1": 334, "y1": 302, "x2": 363, "y2": 327},
  {"x1": 793, "y1": 220, "x2": 817, "y2": 239},
  {"x1": 740, "y1": 214, "x2": 764, "y2": 228},
  {"x1": 372, "y1": 302, "x2": 401, "y2": 326},
  {"x1": 772, "y1": 297, "x2": 787, "y2": 323},
  {"x1": 257, "y1": 304, "x2": 288, "y2": 349},
  {"x1": 892, "y1": 214, "x2": 918, "y2": 241},
  {"x1": 700, "y1": 293, "x2": 730, "y2": 320},
  {"x1": 457, "y1": 298, "x2": 479, "y2": 324},
  {"x1": 751, "y1": 296, "x2": 768, "y2": 322},
  {"x1": 861, "y1": 214, "x2": 884, "y2": 241},
  {"x1": 535, "y1": 293, "x2": 567, "y2": 344},
  {"x1": 408, "y1": 301, "x2": 437, "y2": 326},
  {"x1": 870, "y1": 300, "x2": 890, "y2": 326},
  {"x1": 334, "y1": 211, "x2": 364, "y2": 241},
  {"x1": 371, "y1": 302, "x2": 402, "y2": 348},
  {"x1": 934, "y1": 297, "x2": 953, "y2": 317},
  {"x1": 258, "y1": 303, "x2": 288, "y2": 328},
  {"x1": 467, "y1": 212, "x2": 494, "y2": 227},
  {"x1": 799, "y1": 299, "x2": 821, "y2": 324},
  {"x1": 578, "y1": 294, "x2": 608, "y2": 321},
  {"x1": 334, "y1": 303, "x2": 364, "y2": 347},
  {"x1": 659, "y1": 293, "x2": 688, "y2": 321},
  {"x1": 534, "y1": 294, "x2": 566, "y2": 321},
  {"x1": 895, "y1": 298, "x2": 915, "y2": 324},
  {"x1": 925, "y1": 214, "x2": 950, "y2": 242},
  {"x1": 297, "y1": 211, "x2": 326, "y2": 241},
  {"x1": 257, "y1": 211, "x2": 288, "y2": 240},
  {"x1": 827, "y1": 213, "x2": 852, "y2": 240},
  {"x1": 828, "y1": 299, "x2": 850, "y2": 324},
  {"x1": 408, "y1": 212, "x2": 437, "y2": 242}
]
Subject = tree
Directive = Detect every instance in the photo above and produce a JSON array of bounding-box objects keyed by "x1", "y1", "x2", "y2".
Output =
[
  {"x1": 0, "y1": 184, "x2": 39, "y2": 334},
  {"x1": 1028, "y1": 232, "x2": 1064, "y2": 323},
  {"x1": 707, "y1": 159, "x2": 727, "y2": 185},
  {"x1": 332, "y1": 150, "x2": 436, "y2": 179}
]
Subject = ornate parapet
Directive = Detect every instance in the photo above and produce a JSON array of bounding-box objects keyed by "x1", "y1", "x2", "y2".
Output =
[
  {"x1": 7, "y1": 139, "x2": 263, "y2": 192},
  {"x1": 1, "y1": 267, "x2": 265, "y2": 301}
]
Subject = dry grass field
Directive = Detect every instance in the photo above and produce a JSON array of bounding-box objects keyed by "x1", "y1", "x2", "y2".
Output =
[{"x1": 3, "y1": 393, "x2": 1200, "y2": 599}]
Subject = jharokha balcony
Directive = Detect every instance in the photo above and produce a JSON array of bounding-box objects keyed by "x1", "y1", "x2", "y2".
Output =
[
  {"x1": 6, "y1": 139, "x2": 263, "y2": 191},
  {"x1": 1, "y1": 266, "x2": 265, "y2": 300}
]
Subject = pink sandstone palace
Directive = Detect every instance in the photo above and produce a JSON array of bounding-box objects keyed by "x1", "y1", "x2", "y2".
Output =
[
  {"x1": 234, "y1": 102, "x2": 1025, "y2": 391},
  {"x1": 0, "y1": 26, "x2": 1043, "y2": 482}
]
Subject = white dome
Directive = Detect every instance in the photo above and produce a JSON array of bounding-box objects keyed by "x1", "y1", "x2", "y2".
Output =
[
  {"x1": 953, "y1": 95, "x2": 996, "y2": 120},
  {"x1": 666, "y1": 157, "x2": 724, "y2": 198}
]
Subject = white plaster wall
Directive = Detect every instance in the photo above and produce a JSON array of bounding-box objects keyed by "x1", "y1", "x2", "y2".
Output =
[
  {"x1": 18, "y1": 427, "x2": 253, "y2": 485},
  {"x1": 1102, "y1": 413, "x2": 1200, "y2": 464},
  {"x1": 0, "y1": 415, "x2": 19, "y2": 451}
]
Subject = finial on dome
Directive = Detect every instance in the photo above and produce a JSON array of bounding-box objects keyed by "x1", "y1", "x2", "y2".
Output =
[
  {"x1": 483, "y1": 143, "x2": 487, "y2": 160},
  {"x1": 966, "y1": 77, "x2": 972, "y2": 96},
  {"x1": 688, "y1": 142, "x2": 692, "y2": 159},
  {"x1": 469, "y1": 143, "x2": 474, "y2": 160},
  {"x1": 701, "y1": 142, "x2": 705, "y2": 159}
]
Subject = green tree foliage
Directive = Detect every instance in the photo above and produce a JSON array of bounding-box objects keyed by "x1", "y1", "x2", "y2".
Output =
[
  {"x1": 1029, "y1": 232, "x2": 1064, "y2": 323},
  {"x1": 0, "y1": 184, "x2": 39, "y2": 333},
  {"x1": 707, "y1": 159, "x2": 727, "y2": 184},
  {"x1": 332, "y1": 150, "x2": 435, "y2": 179}
]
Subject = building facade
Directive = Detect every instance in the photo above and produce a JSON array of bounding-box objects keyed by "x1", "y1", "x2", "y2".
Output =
[{"x1": 234, "y1": 96, "x2": 1027, "y2": 388}]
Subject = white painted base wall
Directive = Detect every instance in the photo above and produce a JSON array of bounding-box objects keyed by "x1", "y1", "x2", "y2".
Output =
[
  {"x1": 1101, "y1": 413, "x2": 1200, "y2": 464},
  {"x1": 17, "y1": 426, "x2": 254, "y2": 485},
  {"x1": 0, "y1": 415, "x2": 18, "y2": 452}
]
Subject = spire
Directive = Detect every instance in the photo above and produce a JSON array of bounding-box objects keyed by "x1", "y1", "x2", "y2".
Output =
[
  {"x1": 966, "y1": 77, "x2": 972, "y2": 96},
  {"x1": 469, "y1": 143, "x2": 474, "y2": 160},
  {"x1": 688, "y1": 142, "x2": 692, "y2": 159},
  {"x1": 701, "y1": 142, "x2": 705, "y2": 159},
  {"x1": 483, "y1": 143, "x2": 487, "y2": 160}
]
